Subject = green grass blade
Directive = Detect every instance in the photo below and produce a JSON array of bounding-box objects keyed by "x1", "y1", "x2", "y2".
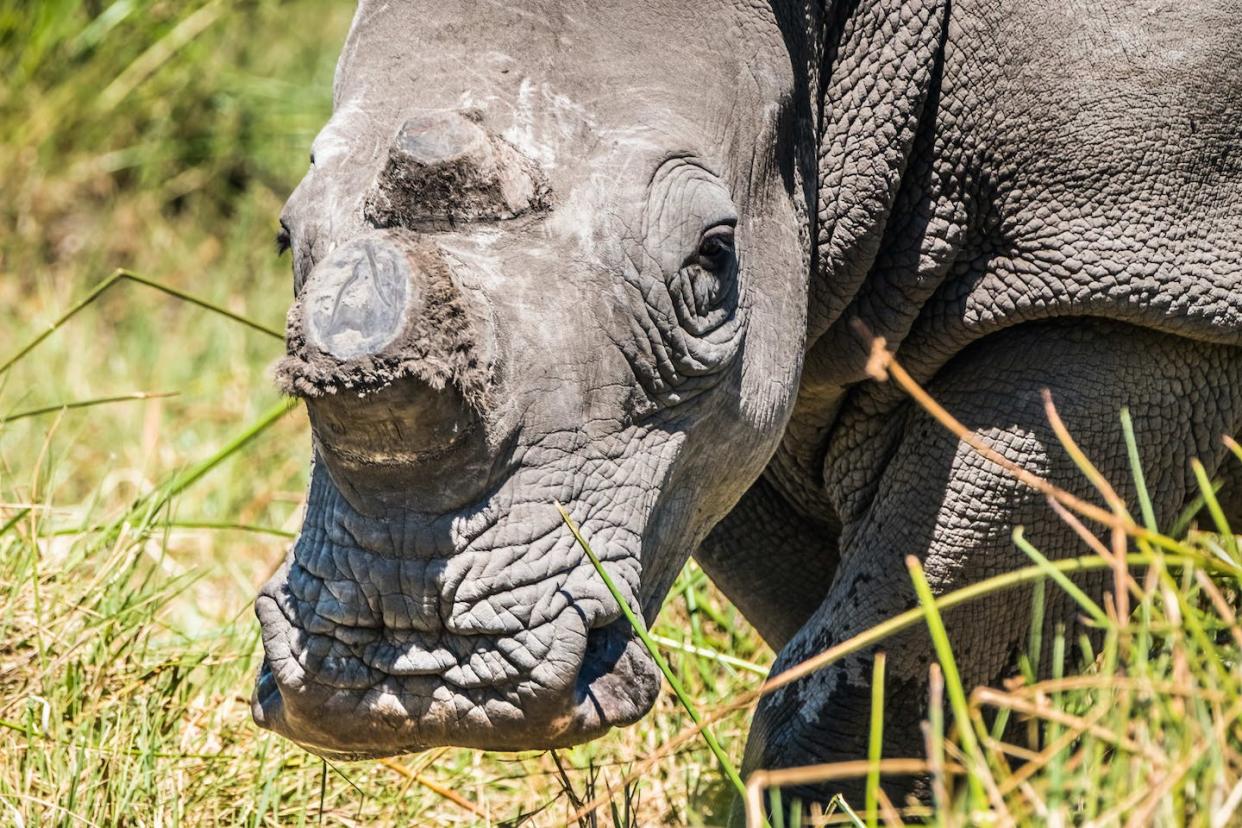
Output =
[
  {"x1": 155, "y1": 398, "x2": 297, "y2": 507},
  {"x1": 161, "y1": 521, "x2": 297, "y2": 539},
  {"x1": 906, "y1": 555, "x2": 987, "y2": 807},
  {"x1": 1012, "y1": 527, "x2": 1110, "y2": 627},
  {"x1": 771, "y1": 786, "x2": 785, "y2": 828},
  {"x1": 98, "y1": 0, "x2": 226, "y2": 110},
  {"x1": 555, "y1": 503, "x2": 747, "y2": 799},
  {"x1": 1047, "y1": 625, "x2": 1066, "y2": 816},
  {"x1": 1171, "y1": 480, "x2": 1224, "y2": 539},
  {"x1": 647, "y1": 634, "x2": 768, "y2": 676},
  {"x1": 1191, "y1": 459, "x2": 1238, "y2": 564},
  {"x1": 0, "y1": 508, "x2": 31, "y2": 537},
  {"x1": 116, "y1": 269, "x2": 285, "y2": 340},
  {"x1": 2, "y1": 391, "x2": 178, "y2": 423},
  {"x1": 0, "y1": 268, "x2": 282, "y2": 376},
  {"x1": 1120, "y1": 407, "x2": 1158, "y2": 533},
  {"x1": 1019, "y1": 578, "x2": 1047, "y2": 684},
  {"x1": 831, "y1": 794, "x2": 866, "y2": 828},
  {"x1": 865, "y1": 651, "x2": 886, "y2": 828}
]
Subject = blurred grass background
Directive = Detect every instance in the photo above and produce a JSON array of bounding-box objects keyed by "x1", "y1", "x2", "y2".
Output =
[{"x1": 0, "y1": 2, "x2": 769, "y2": 824}]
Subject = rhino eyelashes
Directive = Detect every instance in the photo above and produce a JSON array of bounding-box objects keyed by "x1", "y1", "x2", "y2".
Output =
[{"x1": 695, "y1": 222, "x2": 736, "y2": 268}]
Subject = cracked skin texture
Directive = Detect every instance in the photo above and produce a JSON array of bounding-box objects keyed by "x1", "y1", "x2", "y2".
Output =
[
  {"x1": 255, "y1": 0, "x2": 1242, "y2": 809},
  {"x1": 699, "y1": 0, "x2": 1242, "y2": 805}
]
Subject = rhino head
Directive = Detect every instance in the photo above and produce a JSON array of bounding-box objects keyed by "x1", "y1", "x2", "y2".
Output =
[{"x1": 253, "y1": 0, "x2": 815, "y2": 758}]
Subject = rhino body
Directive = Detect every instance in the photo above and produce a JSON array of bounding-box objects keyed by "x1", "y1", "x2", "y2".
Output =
[{"x1": 254, "y1": 0, "x2": 1242, "y2": 804}]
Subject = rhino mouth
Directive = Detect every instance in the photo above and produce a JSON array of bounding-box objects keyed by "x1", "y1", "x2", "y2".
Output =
[
  {"x1": 251, "y1": 616, "x2": 658, "y2": 759},
  {"x1": 248, "y1": 468, "x2": 662, "y2": 758}
]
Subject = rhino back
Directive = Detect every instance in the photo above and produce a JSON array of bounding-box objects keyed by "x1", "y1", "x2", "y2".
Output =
[
  {"x1": 810, "y1": 0, "x2": 1242, "y2": 392},
  {"x1": 752, "y1": 0, "x2": 1242, "y2": 558}
]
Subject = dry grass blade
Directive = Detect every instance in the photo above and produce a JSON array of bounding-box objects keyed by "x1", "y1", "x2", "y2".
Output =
[
  {"x1": 378, "y1": 757, "x2": 487, "y2": 818},
  {"x1": 1046, "y1": 495, "x2": 1141, "y2": 613},
  {"x1": 749, "y1": 759, "x2": 959, "y2": 791},
  {"x1": 971, "y1": 687, "x2": 1166, "y2": 766},
  {"x1": 1040, "y1": 389, "x2": 1131, "y2": 521},
  {"x1": 2, "y1": 391, "x2": 179, "y2": 423},
  {"x1": 1007, "y1": 674, "x2": 1227, "y2": 704},
  {"x1": 990, "y1": 704, "x2": 1108, "y2": 797},
  {"x1": 921, "y1": 664, "x2": 950, "y2": 815},
  {"x1": 862, "y1": 334, "x2": 1144, "y2": 537},
  {"x1": 0, "y1": 268, "x2": 282, "y2": 377}
]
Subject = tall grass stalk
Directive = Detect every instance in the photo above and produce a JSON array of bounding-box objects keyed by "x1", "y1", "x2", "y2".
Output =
[
  {"x1": 906, "y1": 557, "x2": 988, "y2": 810},
  {"x1": 1, "y1": 268, "x2": 283, "y2": 377},
  {"x1": 555, "y1": 502, "x2": 748, "y2": 800},
  {"x1": 864, "y1": 651, "x2": 886, "y2": 828}
]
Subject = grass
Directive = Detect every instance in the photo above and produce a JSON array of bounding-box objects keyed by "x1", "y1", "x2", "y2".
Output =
[{"x1": 4, "y1": 2, "x2": 1242, "y2": 826}]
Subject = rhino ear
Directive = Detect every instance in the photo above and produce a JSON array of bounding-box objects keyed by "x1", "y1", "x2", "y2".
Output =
[{"x1": 364, "y1": 111, "x2": 551, "y2": 230}]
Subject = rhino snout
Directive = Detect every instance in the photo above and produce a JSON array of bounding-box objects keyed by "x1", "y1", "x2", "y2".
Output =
[
  {"x1": 276, "y1": 234, "x2": 496, "y2": 514},
  {"x1": 247, "y1": 474, "x2": 663, "y2": 758}
]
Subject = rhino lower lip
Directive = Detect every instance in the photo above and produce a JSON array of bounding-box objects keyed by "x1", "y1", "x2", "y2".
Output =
[
  {"x1": 250, "y1": 642, "x2": 657, "y2": 757},
  {"x1": 250, "y1": 584, "x2": 661, "y2": 755}
]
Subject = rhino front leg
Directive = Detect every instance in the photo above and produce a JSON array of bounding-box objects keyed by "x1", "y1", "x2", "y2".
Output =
[
  {"x1": 695, "y1": 474, "x2": 840, "y2": 649},
  {"x1": 744, "y1": 318, "x2": 1242, "y2": 806}
]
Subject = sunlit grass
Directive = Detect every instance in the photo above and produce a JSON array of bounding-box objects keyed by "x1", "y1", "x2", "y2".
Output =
[{"x1": 742, "y1": 360, "x2": 1242, "y2": 827}]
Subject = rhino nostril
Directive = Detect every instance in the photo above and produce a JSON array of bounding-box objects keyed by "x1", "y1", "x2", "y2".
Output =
[{"x1": 578, "y1": 618, "x2": 632, "y2": 687}]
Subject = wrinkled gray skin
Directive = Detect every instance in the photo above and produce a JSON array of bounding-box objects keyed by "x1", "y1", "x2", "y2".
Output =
[{"x1": 254, "y1": 0, "x2": 1242, "y2": 807}]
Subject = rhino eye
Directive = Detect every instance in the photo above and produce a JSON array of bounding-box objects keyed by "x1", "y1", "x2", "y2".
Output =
[
  {"x1": 275, "y1": 221, "x2": 292, "y2": 256},
  {"x1": 696, "y1": 224, "x2": 735, "y2": 271},
  {"x1": 666, "y1": 221, "x2": 740, "y2": 339}
]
